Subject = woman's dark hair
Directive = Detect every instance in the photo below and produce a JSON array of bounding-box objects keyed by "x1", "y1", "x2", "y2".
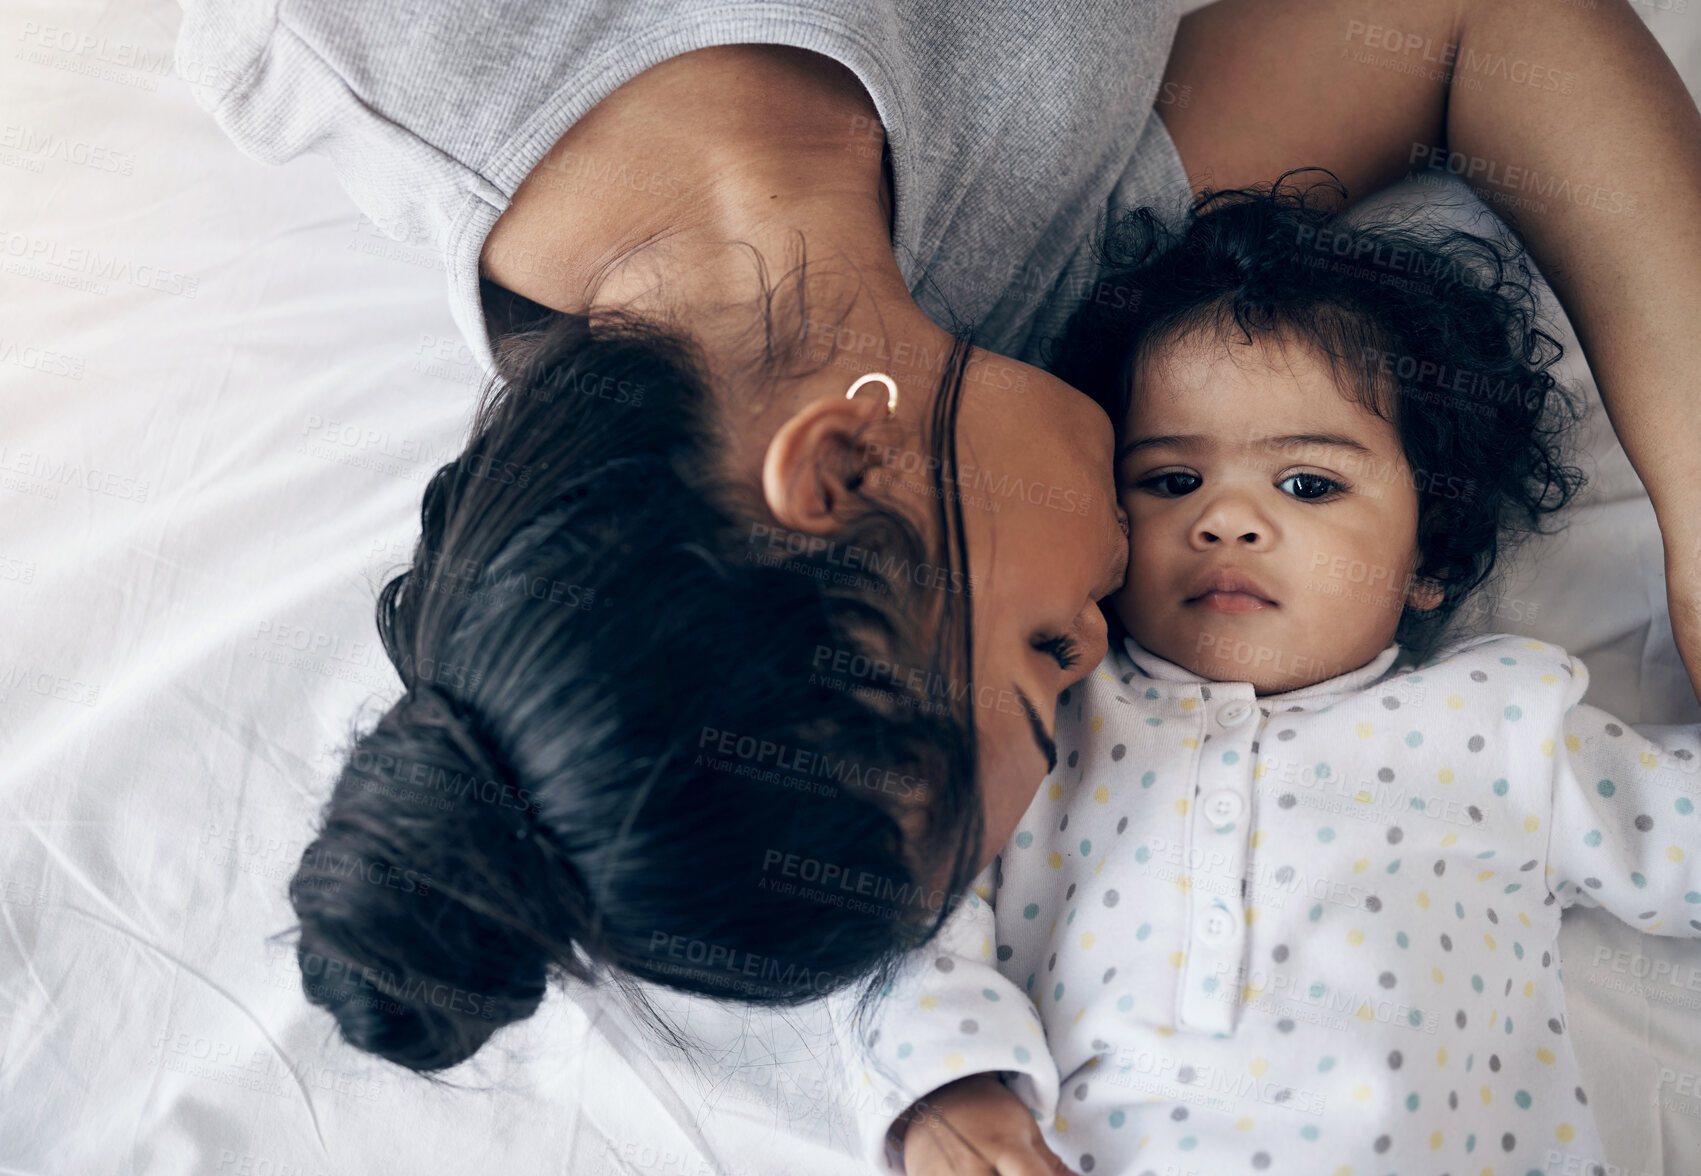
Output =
[
  {"x1": 282, "y1": 274, "x2": 989, "y2": 1074},
  {"x1": 1053, "y1": 169, "x2": 1588, "y2": 665}
]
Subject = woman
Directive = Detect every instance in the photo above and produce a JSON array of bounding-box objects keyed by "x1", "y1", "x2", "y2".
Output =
[{"x1": 176, "y1": 0, "x2": 1701, "y2": 1076}]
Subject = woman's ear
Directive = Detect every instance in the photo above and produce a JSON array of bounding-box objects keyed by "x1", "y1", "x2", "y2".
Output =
[
  {"x1": 1407, "y1": 576, "x2": 1445, "y2": 611},
  {"x1": 761, "y1": 393, "x2": 896, "y2": 533}
]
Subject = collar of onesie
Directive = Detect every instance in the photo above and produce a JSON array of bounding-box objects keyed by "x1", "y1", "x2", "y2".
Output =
[{"x1": 1120, "y1": 634, "x2": 1409, "y2": 707}]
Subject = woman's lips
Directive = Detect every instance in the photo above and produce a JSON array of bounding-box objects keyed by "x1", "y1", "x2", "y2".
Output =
[{"x1": 1187, "y1": 590, "x2": 1273, "y2": 613}]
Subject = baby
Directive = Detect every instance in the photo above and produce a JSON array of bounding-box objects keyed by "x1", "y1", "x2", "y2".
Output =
[{"x1": 836, "y1": 177, "x2": 1701, "y2": 1176}]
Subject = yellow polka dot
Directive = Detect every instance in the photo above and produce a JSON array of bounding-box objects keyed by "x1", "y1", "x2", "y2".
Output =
[
  {"x1": 1073, "y1": 1008, "x2": 1086, "y2": 1025},
  {"x1": 1236, "y1": 1118, "x2": 1255, "y2": 1131},
  {"x1": 1439, "y1": 767, "x2": 1454, "y2": 785},
  {"x1": 1353, "y1": 1085, "x2": 1371, "y2": 1102},
  {"x1": 1556, "y1": 1123, "x2": 1575, "y2": 1143},
  {"x1": 1541, "y1": 672, "x2": 1558, "y2": 685},
  {"x1": 1357, "y1": 1004, "x2": 1374, "y2": 1022},
  {"x1": 1481, "y1": 1085, "x2": 1492, "y2": 1104},
  {"x1": 1669, "y1": 845, "x2": 1686, "y2": 863},
  {"x1": 1526, "y1": 640, "x2": 1545, "y2": 650},
  {"x1": 1447, "y1": 694, "x2": 1465, "y2": 710},
  {"x1": 1252, "y1": 830, "x2": 1267, "y2": 848},
  {"x1": 1180, "y1": 697, "x2": 1199, "y2": 711},
  {"x1": 1418, "y1": 891, "x2": 1431, "y2": 909},
  {"x1": 1092, "y1": 785, "x2": 1109, "y2": 805},
  {"x1": 1519, "y1": 912, "x2": 1532, "y2": 927},
  {"x1": 1485, "y1": 933, "x2": 1497, "y2": 950},
  {"x1": 1477, "y1": 870, "x2": 1495, "y2": 882},
  {"x1": 1565, "y1": 734, "x2": 1581, "y2": 753},
  {"x1": 1054, "y1": 1113, "x2": 1068, "y2": 1132},
  {"x1": 1640, "y1": 751, "x2": 1658, "y2": 769},
  {"x1": 1353, "y1": 858, "x2": 1369, "y2": 874},
  {"x1": 1254, "y1": 762, "x2": 1268, "y2": 780},
  {"x1": 1246, "y1": 907, "x2": 1262, "y2": 926},
  {"x1": 1523, "y1": 815, "x2": 1540, "y2": 833},
  {"x1": 1441, "y1": 833, "x2": 1458, "y2": 847},
  {"x1": 1490, "y1": 1008, "x2": 1499, "y2": 1027},
  {"x1": 943, "y1": 1052, "x2": 963, "y2": 1071},
  {"x1": 1048, "y1": 851, "x2": 1063, "y2": 869},
  {"x1": 1537, "y1": 1048, "x2": 1555, "y2": 1064},
  {"x1": 1540, "y1": 738, "x2": 1555, "y2": 757},
  {"x1": 1432, "y1": 967, "x2": 1445, "y2": 984},
  {"x1": 1175, "y1": 799, "x2": 1190, "y2": 816},
  {"x1": 1168, "y1": 951, "x2": 1185, "y2": 969},
  {"x1": 920, "y1": 995, "x2": 938, "y2": 1009},
  {"x1": 1354, "y1": 790, "x2": 1373, "y2": 804},
  {"x1": 1154, "y1": 1026, "x2": 1173, "y2": 1038},
  {"x1": 1333, "y1": 1167, "x2": 1352, "y2": 1176},
  {"x1": 1479, "y1": 1169, "x2": 1492, "y2": 1176},
  {"x1": 1250, "y1": 1056, "x2": 1269, "y2": 1076},
  {"x1": 1243, "y1": 983, "x2": 1263, "y2": 1002},
  {"x1": 975, "y1": 883, "x2": 991, "y2": 900},
  {"x1": 982, "y1": 937, "x2": 992, "y2": 959},
  {"x1": 1090, "y1": 716, "x2": 1104, "y2": 733},
  {"x1": 1356, "y1": 721, "x2": 1375, "y2": 738},
  {"x1": 1437, "y1": 1047, "x2": 1449, "y2": 1066},
  {"x1": 1347, "y1": 928, "x2": 1365, "y2": 946},
  {"x1": 1430, "y1": 1130, "x2": 1444, "y2": 1149},
  {"x1": 1176, "y1": 875, "x2": 1191, "y2": 894},
  {"x1": 1049, "y1": 782, "x2": 1064, "y2": 801},
  {"x1": 1182, "y1": 736, "x2": 1199, "y2": 749},
  {"x1": 1081, "y1": 932, "x2": 1096, "y2": 949},
  {"x1": 1523, "y1": 980, "x2": 1534, "y2": 997}
]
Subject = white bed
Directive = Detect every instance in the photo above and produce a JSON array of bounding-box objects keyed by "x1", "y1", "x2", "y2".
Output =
[{"x1": 3, "y1": 1, "x2": 1701, "y2": 1173}]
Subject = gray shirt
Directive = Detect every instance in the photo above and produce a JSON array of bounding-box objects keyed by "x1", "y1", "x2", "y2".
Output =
[{"x1": 175, "y1": 0, "x2": 1191, "y2": 372}]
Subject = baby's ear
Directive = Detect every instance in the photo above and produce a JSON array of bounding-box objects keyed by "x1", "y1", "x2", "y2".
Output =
[{"x1": 1407, "y1": 577, "x2": 1445, "y2": 611}]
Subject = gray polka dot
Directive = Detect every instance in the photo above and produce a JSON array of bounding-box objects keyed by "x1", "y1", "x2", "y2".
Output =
[
  {"x1": 1060, "y1": 814, "x2": 1069, "y2": 832},
  {"x1": 1585, "y1": 877, "x2": 1602, "y2": 889},
  {"x1": 1251, "y1": 741, "x2": 1260, "y2": 754},
  {"x1": 1177, "y1": 1066, "x2": 1195, "y2": 1083},
  {"x1": 1468, "y1": 734, "x2": 1485, "y2": 752},
  {"x1": 1468, "y1": 805, "x2": 1483, "y2": 822},
  {"x1": 1502, "y1": 1132, "x2": 1517, "y2": 1151},
  {"x1": 1066, "y1": 883, "x2": 1077, "y2": 900},
  {"x1": 1382, "y1": 695, "x2": 1400, "y2": 710},
  {"x1": 1048, "y1": 952, "x2": 1057, "y2": 972},
  {"x1": 1387, "y1": 1050, "x2": 1402, "y2": 1070},
  {"x1": 1278, "y1": 793, "x2": 1297, "y2": 809},
  {"x1": 1374, "y1": 1134, "x2": 1391, "y2": 1153},
  {"x1": 1251, "y1": 1152, "x2": 1271, "y2": 1170},
  {"x1": 1576, "y1": 1085, "x2": 1588, "y2": 1104},
  {"x1": 1366, "y1": 895, "x2": 1383, "y2": 913},
  {"x1": 1275, "y1": 866, "x2": 1295, "y2": 885},
  {"x1": 1059, "y1": 689, "x2": 1072, "y2": 707},
  {"x1": 1542, "y1": 951, "x2": 1552, "y2": 968},
  {"x1": 1456, "y1": 1009, "x2": 1468, "y2": 1028},
  {"x1": 1434, "y1": 859, "x2": 1446, "y2": 876},
  {"x1": 1471, "y1": 670, "x2": 1488, "y2": 682},
  {"x1": 1116, "y1": 817, "x2": 1128, "y2": 834},
  {"x1": 1635, "y1": 814, "x2": 1654, "y2": 832},
  {"x1": 1521, "y1": 859, "x2": 1538, "y2": 872},
  {"x1": 1379, "y1": 971, "x2": 1396, "y2": 988},
  {"x1": 1505, "y1": 978, "x2": 1513, "y2": 996},
  {"x1": 1440, "y1": 933, "x2": 1452, "y2": 951},
  {"x1": 1277, "y1": 1018, "x2": 1295, "y2": 1033},
  {"x1": 935, "y1": 957, "x2": 954, "y2": 972},
  {"x1": 1200, "y1": 686, "x2": 1212, "y2": 701},
  {"x1": 1605, "y1": 723, "x2": 1622, "y2": 736},
  {"x1": 1449, "y1": 1089, "x2": 1458, "y2": 1109},
  {"x1": 998, "y1": 945, "x2": 1013, "y2": 961},
  {"x1": 1487, "y1": 908, "x2": 1498, "y2": 924},
  {"x1": 1273, "y1": 1088, "x2": 1291, "y2": 1102},
  {"x1": 1278, "y1": 729, "x2": 1296, "y2": 741},
  {"x1": 1549, "y1": 1017, "x2": 1565, "y2": 1034},
  {"x1": 1073, "y1": 1081, "x2": 1088, "y2": 1100},
  {"x1": 1111, "y1": 744, "x2": 1126, "y2": 762},
  {"x1": 1091, "y1": 1038, "x2": 1109, "y2": 1051},
  {"x1": 1378, "y1": 766, "x2": 1395, "y2": 782},
  {"x1": 1067, "y1": 750, "x2": 1079, "y2": 768},
  {"x1": 1489, "y1": 1053, "x2": 1500, "y2": 1071},
  {"x1": 961, "y1": 1019, "x2": 979, "y2": 1035},
  {"x1": 1103, "y1": 967, "x2": 1117, "y2": 984},
  {"x1": 1170, "y1": 1106, "x2": 1188, "y2": 1121},
  {"x1": 1103, "y1": 889, "x2": 1120, "y2": 908},
  {"x1": 1387, "y1": 825, "x2": 1404, "y2": 844},
  {"x1": 1080, "y1": 1156, "x2": 1094, "y2": 1174}
]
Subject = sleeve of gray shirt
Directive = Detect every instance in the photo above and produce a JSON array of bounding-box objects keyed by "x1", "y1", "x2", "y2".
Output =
[{"x1": 174, "y1": 0, "x2": 1194, "y2": 373}]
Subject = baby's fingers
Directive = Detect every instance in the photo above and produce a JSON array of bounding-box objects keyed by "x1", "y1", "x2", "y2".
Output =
[{"x1": 990, "y1": 1138, "x2": 1079, "y2": 1176}]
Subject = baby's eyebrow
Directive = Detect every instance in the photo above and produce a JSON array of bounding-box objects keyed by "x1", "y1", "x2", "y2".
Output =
[{"x1": 1117, "y1": 432, "x2": 1375, "y2": 463}]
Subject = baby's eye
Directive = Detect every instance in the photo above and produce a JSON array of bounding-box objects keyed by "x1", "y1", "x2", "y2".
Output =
[
  {"x1": 1134, "y1": 471, "x2": 1201, "y2": 497},
  {"x1": 1278, "y1": 472, "x2": 1346, "y2": 501}
]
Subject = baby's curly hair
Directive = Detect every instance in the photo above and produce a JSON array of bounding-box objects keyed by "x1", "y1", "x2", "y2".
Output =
[{"x1": 1053, "y1": 169, "x2": 1589, "y2": 666}]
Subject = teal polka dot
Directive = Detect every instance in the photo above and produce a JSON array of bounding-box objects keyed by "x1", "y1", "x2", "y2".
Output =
[
  {"x1": 1145, "y1": 717, "x2": 1162, "y2": 727},
  {"x1": 1405, "y1": 731, "x2": 1423, "y2": 747},
  {"x1": 1407, "y1": 1092, "x2": 1421, "y2": 1110},
  {"x1": 1406, "y1": 674, "x2": 1424, "y2": 683},
  {"x1": 1054, "y1": 983, "x2": 1064, "y2": 1000},
  {"x1": 1505, "y1": 883, "x2": 1522, "y2": 894},
  {"x1": 1109, "y1": 1110, "x2": 1126, "y2": 1128},
  {"x1": 898, "y1": 1043, "x2": 913, "y2": 1059},
  {"x1": 1467, "y1": 1134, "x2": 1476, "y2": 1152},
  {"x1": 1014, "y1": 1046, "x2": 1029, "y2": 1063},
  {"x1": 1505, "y1": 1016, "x2": 1514, "y2": 1034},
  {"x1": 1023, "y1": 903, "x2": 1040, "y2": 919},
  {"x1": 1202, "y1": 975, "x2": 1219, "y2": 994},
  {"x1": 1686, "y1": 892, "x2": 1701, "y2": 904},
  {"x1": 1408, "y1": 1009, "x2": 1423, "y2": 1027},
  {"x1": 1514, "y1": 942, "x2": 1525, "y2": 959},
  {"x1": 1145, "y1": 687, "x2": 1159, "y2": 700},
  {"x1": 983, "y1": 988, "x2": 1000, "y2": 1001},
  {"x1": 1387, "y1": 858, "x2": 1402, "y2": 874},
  {"x1": 1080, "y1": 839, "x2": 1092, "y2": 857},
  {"x1": 1117, "y1": 994, "x2": 1134, "y2": 1012},
  {"x1": 1632, "y1": 872, "x2": 1647, "y2": 889},
  {"x1": 1066, "y1": 908, "x2": 1077, "y2": 926},
  {"x1": 1315, "y1": 762, "x2": 1332, "y2": 779},
  {"x1": 1679, "y1": 798, "x2": 1695, "y2": 815},
  {"x1": 1471, "y1": 974, "x2": 1484, "y2": 993},
  {"x1": 1309, "y1": 903, "x2": 1324, "y2": 921},
  {"x1": 1318, "y1": 827, "x2": 1336, "y2": 843},
  {"x1": 1515, "y1": 1090, "x2": 1532, "y2": 1109},
  {"x1": 1015, "y1": 832, "x2": 1034, "y2": 848},
  {"x1": 1500, "y1": 657, "x2": 1517, "y2": 665},
  {"x1": 1397, "y1": 931, "x2": 1409, "y2": 948},
  {"x1": 1135, "y1": 847, "x2": 1151, "y2": 864},
  {"x1": 1141, "y1": 770, "x2": 1156, "y2": 789},
  {"x1": 1136, "y1": 923, "x2": 1152, "y2": 940},
  {"x1": 1222, "y1": 750, "x2": 1240, "y2": 765},
  {"x1": 1584, "y1": 830, "x2": 1603, "y2": 847},
  {"x1": 1318, "y1": 1055, "x2": 1336, "y2": 1072},
  {"x1": 1477, "y1": 849, "x2": 1496, "y2": 859},
  {"x1": 1466, "y1": 1054, "x2": 1475, "y2": 1072},
  {"x1": 1493, "y1": 778, "x2": 1509, "y2": 796},
  {"x1": 1410, "y1": 797, "x2": 1427, "y2": 811},
  {"x1": 1302, "y1": 1124, "x2": 1320, "y2": 1140},
  {"x1": 1179, "y1": 1137, "x2": 1197, "y2": 1150},
  {"x1": 1504, "y1": 706, "x2": 1523, "y2": 721},
  {"x1": 1456, "y1": 901, "x2": 1465, "y2": 919},
  {"x1": 1309, "y1": 982, "x2": 1327, "y2": 999},
  {"x1": 1598, "y1": 779, "x2": 1616, "y2": 798}
]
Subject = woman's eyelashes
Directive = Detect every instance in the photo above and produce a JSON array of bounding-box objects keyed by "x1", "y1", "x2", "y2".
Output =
[
  {"x1": 1034, "y1": 633, "x2": 1083, "y2": 672},
  {"x1": 1127, "y1": 468, "x2": 1348, "y2": 501}
]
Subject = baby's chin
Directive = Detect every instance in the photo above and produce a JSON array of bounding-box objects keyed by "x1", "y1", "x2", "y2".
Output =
[{"x1": 1124, "y1": 610, "x2": 1355, "y2": 694}]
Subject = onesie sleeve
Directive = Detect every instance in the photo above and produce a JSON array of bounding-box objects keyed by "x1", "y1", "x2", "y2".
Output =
[
  {"x1": 830, "y1": 861, "x2": 1061, "y2": 1173},
  {"x1": 1548, "y1": 659, "x2": 1701, "y2": 935}
]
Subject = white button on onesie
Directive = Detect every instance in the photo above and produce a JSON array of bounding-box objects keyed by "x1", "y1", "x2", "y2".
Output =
[{"x1": 838, "y1": 633, "x2": 1701, "y2": 1176}]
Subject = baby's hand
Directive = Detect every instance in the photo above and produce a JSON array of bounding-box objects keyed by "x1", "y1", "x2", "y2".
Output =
[{"x1": 893, "y1": 1072, "x2": 1078, "y2": 1176}]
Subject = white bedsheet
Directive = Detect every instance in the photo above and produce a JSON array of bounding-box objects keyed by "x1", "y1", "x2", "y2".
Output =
[{"x1": 3, "y1": 2, "x2": 1701, "y2": 1173}]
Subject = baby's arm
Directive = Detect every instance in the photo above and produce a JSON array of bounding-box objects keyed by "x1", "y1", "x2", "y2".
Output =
[
  {"x1": 830, "y1": 863, "x2": 1071, "y2": 1175},
  {"x1": 1551, "y1": 677, "x2": 1701, "y2": 934}
]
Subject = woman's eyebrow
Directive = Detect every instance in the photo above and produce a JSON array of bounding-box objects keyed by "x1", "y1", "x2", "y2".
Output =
[{"x1": 1014, "y1": 686, "x2": 1058, "y2": 774}]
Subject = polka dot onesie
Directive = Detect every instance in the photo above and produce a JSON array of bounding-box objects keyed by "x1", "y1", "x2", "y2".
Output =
[{"x1": 838, "y1": 633, "x2": 1701, "y2": 1176}]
